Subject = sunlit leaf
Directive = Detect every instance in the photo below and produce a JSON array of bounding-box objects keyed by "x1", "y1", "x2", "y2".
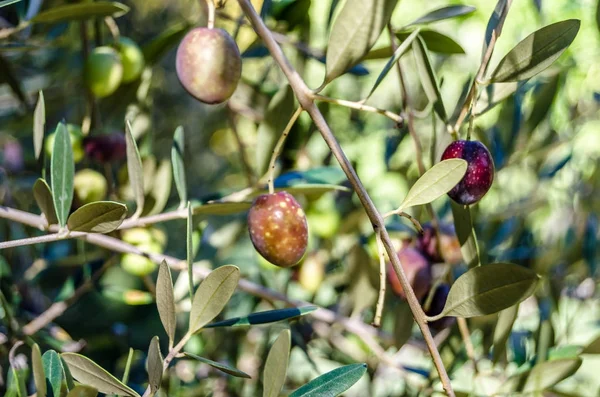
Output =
[
  {"x1": 33, "y1": 91, "x2": 45, "y2": 160},
  {"x1": 147, "y1": 159, "x2": 171, "y2": 215},
  {"x1": 34, "y1": 178, "x2": 58, "y2": 226},
  {"x1": 32, "y1": 344, "x2": 46, "y2": 397},
  {"x1": 189, "y1": 265, "x2": 240, "y2": 334},
  {"x1": 184, "y1": 353, "x2": 251, "y2": 379},
  {"x1": 31, "y1": 2, "x2": 129, "y2": 24},
  {"x1": 263, "y1": 329, "x2": 291, "y2": 397},
  {"x1": 143, "y1": 22, "x2": 190, "y2": 65},
  {"x1": 412, "y1": 36, "x2": 448, "y2": 122},
  {"x1": 406, "y1": 5, "x2": 476, "y2": 26},
  {"x1": 399, "y1": 159, "x2": 467, "y2": 210},
  {"x1": 492, "y1": 304, "x2": 519, "y2": 363},
  {"x1": 256, "y1": 84, "x2": 295, "y2": 176},
  {"x1": 398, "y1": 29, "x2": 465, "y2": 54},
  {"x1": 582, "y1": 335, "x2": 600, "y2": 354},
  {"x1": 482, "y1": 0, "x2": 511, "y2": 62},
  {"x1": 365, "y1": 28, "x2": 420, "y2": 101},
  {"x1": 206, "y1": 306, "x2": 317, "y2": 328},
  {"x1": 324, "y1": 0, "x2": 398, "y2": 84},
  {"x1": 522, "y1": 358, "x2": 582, "y2": 393},
  {"x1": 125, "y1": 119, "x2": 145, "y2": 217},
  {"x1": 0, "y1": 0, "x2": 22, "y2": 9},
  {"x1": 429, "y1": 263, "x2": 539, "y2": 319},
  {"x1": 289, "y1": 363, "x2": 367, "y2": 397},
  {"x1": 156, "y1": 261, "x2": 176, "y2": 346},
  {"x1": 66, "y1": 385, "x2": 98, "y2": 397},
  {"x1": 171, "y1": 126, "x2": 187, "y2": 207},
  {"x1": 491, "y1": 20, "x2": 580, "y2": 82},
  {"x1": 451, "y1": 202, "x2": 480, "y2": 268},
  {"x1": 67, "y1": 201, "x2": 127, "y2": 233},
  {"x1": 42, "y1": 350, "x2": 65, "y2": 397},
  {"x1": 61, "y1": 353, "x2": 140, "y2": 397},
  {"x1": 51, "y1": 122, "x2": 74, "y2": 228},
  {"x1": 473, "y1": 82, "x2": 519, "y2": 116},
  {"x1": 147, "y1": 336, "x2": 163, "y2": 394}
]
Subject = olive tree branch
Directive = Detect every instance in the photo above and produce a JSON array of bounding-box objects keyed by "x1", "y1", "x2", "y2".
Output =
[
  {"x1": 236, "y1": 1, "x2": 454, "y2": 395},
  {"x1": 267, "y1": 106, "x2": 303, "y2": 194},
  {"x1": 313, "y1": 94, "x2": 404, "y2": 126},
  {"x1": 373, "y1": 231, "x2": 386, "y2": 327}
]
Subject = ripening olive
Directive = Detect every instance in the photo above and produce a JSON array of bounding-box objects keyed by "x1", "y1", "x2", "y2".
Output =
[{"x1": 387, "y1": 246, "x2": 432, "y2": 301}]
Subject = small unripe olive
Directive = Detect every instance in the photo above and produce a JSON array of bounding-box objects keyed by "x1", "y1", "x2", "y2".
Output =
[
  {"x1": 84, "y1": 46, "x2": 123, "y2": 98},
  {"x1": 298, "y1": 251, "x2": 326, "y2": 293},
  {"x1": 387, "y1": 246, "x2": 432, "y2": 301},
  {"x1": 176, "y1": 27, "x2": 242, "y2": 104},
  {"x1": 248, "y1": 191, "x2": 308, "y2": 268},
  {"x1": 45, "y1": 124, "x2": 85, "y2": 163},
  {"x1": 121, "y1": 241, "x2": 161, "y2": 276},
  {"x1": 116, "y1": 37, "x2": 145, "y2": 83},
  {"x1": 73, "y1": 169, "x2": 107, "y2": 205}
]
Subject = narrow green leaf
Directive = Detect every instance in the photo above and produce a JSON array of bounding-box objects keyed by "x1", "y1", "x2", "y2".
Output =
[
  {"x1": 406, "y1": 5, "x2": 476, "y2": 26},
  {"x1": 0, "y1": 0, "x2": 22, "y2": 9},
  {"x1": 451, "y1": 202, "x2": 480, "y2": 267},
  {"x1": 42, "y1": 350, "x2": 64, "y2": 397},
  {"x1": 9, "y1": 365, "x2": 26, "y2": 397},
  {"x1": 34, "y1": 178, "x2": 59, "y2": 226},
  {"x1": 482, "y1": 0, "x2": 511, "y2": 62},
  {"x1": 61, "y1": 353, "x2": 140, "y2": 397},
  {"x1": 491, "y1": 20, "x2": 580, "y2": 82},
  {"x1": 67, "y1": 201, "x2": 127, "y2": 233},
  {"x1": 147, "y1": 159, "x2": 172, "y2": 215},
  {"x1": 187, "y1": 202, "x2": 193, "y2": 301},
  {"x1": 365, "y1": 28, "x2": 420, "y2": 101},
  {"x1": 33, "y1": 91, "x2": 45, "y2": 160},
  {"x1": 189, "y1": 265, "x2": 240, "y2": 334},
  {"x1": 256, "y1": 84, "x2": 295, "y2": 176},
  {"x1": 50, "y1": 122, "x2": 74, "y2": 228},
  {"x1": 263, "y1": 329, "x2": 291, "y2": 397},
  {"x1": 184, "y1": 353, "x2": 251, "y2": 379},
  {"x1": 193, "y1": 201, "x2": 253, "y2": 216},
  {"x1": 522, "y1": 358, "x2": 582, "y2": 393},
  {"x1": 430, "y1": 263, "x2": 539, "y2": 319},
  {"x1": 289, "y1": 363, "x2": 367, "y2": 397},
  {"x1": 473, "y1": 82, "x2": 519, "y2": 116},
  {"x1": 61, "y1": 356, "x2": 75, "y2": 390},
  {"x1": 582, "y1": 335, "x2": 600, "y2": 354},
  {"x1": 156, "y1": 261, "x2": 176, "y2": 346},
  {"x1": 32, "y1": 344, "x2": 47, "y2": 397},
  {"x1": 66, "y1": 385, "x2": 98, "y2": 397},
  {"x1": 147, "y1": 336, "x2": 163, "y2": 394},
  {"x1": 324, "y1": 0, "x2": 398, "y2": 84},
  {"x1": 171, "y1": 126, "x2": 187, "y2": 208},
  {"x1": 522, "y1": 74, "x2": 560, "y2": 135},
  {"x1": 31, "y1": 1, "x2": 129, "y2": 24},
  {"x1": 205, "y1": 306, "x2": 317, "y2": 328},
  {"x1": 122, "y1": 348, "x2": 134, "y2": 385},
  {"x1": 397, "y1": 29, "x2": 465, "y2": 54},
  {"x1": 279, "y1": 184, "x2": 350, "y2": 197},
  {"x1": 142, "y1": 22, "x2": 191, "y2": 65},
  {"x1": 492, "y1": 304, "x2": 519, "y2": 363},
  {"x1": 412, "y1": 36, "x2": 448, "y2": 122},
  {"x1": 125, "y1": 119, "x2": 145, "y2": 218},
  {"x1": 399, "y1": 159, "x2": 467, "y2": 210}
]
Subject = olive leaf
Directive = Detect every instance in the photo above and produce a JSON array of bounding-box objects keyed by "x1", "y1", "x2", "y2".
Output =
[
  {"x1": 31, "y1": 1, "x2": 129, "y2": 24},
  {"x1": 189, "y1": 265, "x2": 240, "y2": 334},
  {"x1": 405, "y1": 5, "x2": 476, "y2": 27},
  {"x1": 186, "y1": 202, "x2": 194, "y2": 300},
  {"x1": 482, "y1": 0, "x2": 511, "y2": 62},
  {"x1": 50, "y1": 122, "x2": 74, "y2": 228},
  {"x1": 184, "y1": 353, "x2": 251, "y2": 379},
  {"x1": 492, "y1": 304, "x2": 519, "y2": 363},
  {"x1": 491, "y1": 19, "x2": 580, "y2": 82},
  {"x1": 122, "y1": 348, "x2": 134, "y2": 385},
  {"x1": 33, "y1": 178, "x2": 59, "y2": 226},
  {"x1": 143, "y1": 22, "x2": 191, "y2": 65},
  {"x1": 61, "y1": 353, "x2": 140, "y2": 397},
  {"x1": 156, "y1": 261, "x2": 176, "y2": 346},
  {"x1": 582, "y1": 335, "x2": 600, "y2": 355},
  {"x1": 67, "y1": 201, "x2": 127, "y2": 233},
  {"x1": 451, "y1": 201, "x2": 480, "y2": 268},
  {"x1": 398, "y1": 159, "x2": 467, "y2": 210},
  {"x1": 125, "y1": 119, "x2": 145, "y2": 217},
  {"x1": 412, "y1": 36, "x2": 448, "y2": 122},
  {"x1": 66, "y1": 385, "x2": 98, "y2": 397},
  {"x1": 289, "y1": 363, "x2": 367, "y2": 397},
  {"x1": 205, "y1": 306, "x2": 317, "y2": 328},
  {"x1": 33, "y1": 91, "x2": 45, "y2": 160},
  {"x1": 42, "y1": 350, "x2": 65, "y2": 397},
  {"x1": 32, "y1": 344, "x2": 46, "y2": 397},
  {"x1": 398, "y1": 29, "x2": 465, "y2": 54},
  {"x1": 146, "y1": 159, "x2": 172, "y2": 216},
  {"x1": 0, "y1": 0, "x2": 22, "y2": 9},
  {"x1": 193, "y1": 201, "x2": 253, "y2": 216},
  {"x1": 147, "y1": 336, "x2": 163, "y2": 394},
  {"x1": 473, "y1": 82, "x2": 519, "y2": 116},
  {"x1": 263, "y1": 329, "x2": 291, "y2": 397},
  {"x1": 324, "y1": 0, "x2": 398, "y2": 84},
  {"x1": 427, "y1": 263, "x2": 539, "y2": 320},
  {"x1": 499, "y1": 358, "x2": 582, "y2": 394},
  {"x1": 171, "y1": 126, "x2": 187, "y2": 208}
]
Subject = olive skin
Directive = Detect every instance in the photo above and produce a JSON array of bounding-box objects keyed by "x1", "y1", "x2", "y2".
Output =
[
  {"x1": 83, "y1": 133, "x2": 127, "y2": 163},
  {"x1": 441, "y1": 140, "x2": 494, "y2": 205},
  {"x1": 387, "y1": 246, "x2": 432, "y2": 301},
  {"x1": 247, "y1": 192, "x2": 308, "y2": 268},
  {"x1": 425, "y1": 284, "x2": 456, "y2": 331},
  {"x1": 417, "y1": 223, "x2": 463, "y2": 265},
  {"x1": 116, "y1": 37, "x2": 145, "y2": 83},
  {"x1": 73, "y1": 169, "x2": 107, "y2": 205},
  {"x1": 84, "y1": 46, "x2": 123, "y2": 98},
  {"x1": 176, "y1": 27, "x2": 242, "y2": 104}
]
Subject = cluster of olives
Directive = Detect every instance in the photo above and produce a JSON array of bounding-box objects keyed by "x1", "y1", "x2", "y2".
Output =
[
  {"x1": 84, "y1": 37, "x2": 145, "y2": 98},
  {"x1": 387, "y1": 223, "x2": 462, "y2": 331}
]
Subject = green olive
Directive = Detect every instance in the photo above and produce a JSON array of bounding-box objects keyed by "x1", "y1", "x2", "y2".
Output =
[
  {"x1": 116, "y1": 37, "x2": 145, "y2": 83},
  {"x1": 84, "y1": 46, "x2": 123, "y2": 98},
  {"x1": 121, "y1": 241, "x2": 161, "y2": 276},
  {"x1": 73, "y1": 169, "x2": 108, "y2": 205}
]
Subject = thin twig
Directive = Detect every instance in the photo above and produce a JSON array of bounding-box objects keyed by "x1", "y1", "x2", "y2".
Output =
[
  {"x1": 267, "y1": 106, "x2": 303, "y2": 194},
  {"x1": 313, "y1": 94, "x2": 404, "y2": 126},
  {"x1": 457, "y1": 317, "x2": 478, "y2": 372},
  {"x1": 236, "y1": 2, "x2": 454, "y2": 395},
  {"x1": 104, "y1": 17, "x2": 120, "y2": 42},
  {"x1": 373, "y1": 231, "x2": 386, "y2": 327},
  {"x1": 206, "y1": 0, "x2": 216, "y2": 29},
  {"x1": 383, "y1": 210, "x2": 424, "y2": 234}
]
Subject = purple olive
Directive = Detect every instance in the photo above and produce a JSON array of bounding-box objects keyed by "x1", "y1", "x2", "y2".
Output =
[
  {"x1": 176, "y1": 27, "x2": 242, "y2": 104},
  {"x1": 417, "y1": 223, "x2": 463, "y2": 265},
  {"x1": 425, "y1": 284, "x2": 456, "y2": 331},
  {"x1": 83, "y1": 133, "x2": 127, "y2": 163},
  {"x1": 441, "y1": 140, "x2": 494, "y2": 205},
  {"x1": 248, "y1": 192, "x2": 308, "y2": 268},
  {"x1": 387, "y1": 246, "x2": 432, "y2": 301}
]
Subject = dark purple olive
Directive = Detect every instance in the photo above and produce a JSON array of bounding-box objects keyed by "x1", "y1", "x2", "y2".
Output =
[
  {"x1": 176, "y1": 27, "x2": 242, "y2": 104},
  {"x1": 248, "y1": 192, "x2": 308, "y2": 268},
  {"x1": 387, "y1": 246, "x2": 432, "y2": 301},
  {"x1": 441, "y1": 140, "x2": 494, "y2": 205},
  {"x1": 83, "y1": 133, "x2": 127, "y2": 163},
  {"x1": 417, "y1": 223, "x2": 462, "y2": 265},
  {"x1": 426, "y1": 284, "x2": 456, "y2": 331}
]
